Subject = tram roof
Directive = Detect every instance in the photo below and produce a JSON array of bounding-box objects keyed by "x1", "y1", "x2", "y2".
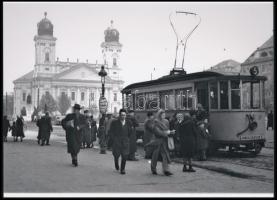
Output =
[{"x1": 122, "y1": 71, "x2": 267, "y2": 93}]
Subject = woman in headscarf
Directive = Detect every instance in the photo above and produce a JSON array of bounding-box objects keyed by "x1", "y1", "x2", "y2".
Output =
[
  {"x1": 179, "y1": 112, "x2": 198, "y2": 172},
  {"x1": 147, "y1": 109, "x2": 174, "y2": 176}
]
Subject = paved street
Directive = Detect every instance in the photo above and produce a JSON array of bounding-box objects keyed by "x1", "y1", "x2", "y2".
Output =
[{"x1": 3, "y1": 125, "x2": 274, "y2": 196}]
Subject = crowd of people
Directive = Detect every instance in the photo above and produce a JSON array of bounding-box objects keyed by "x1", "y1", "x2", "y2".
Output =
[
  {"x1": 3, "y1": 115, "x2": 26, "y2": 142},
  {"x1": 3, "y1": 102, "x2": 211, "y2": 176}
]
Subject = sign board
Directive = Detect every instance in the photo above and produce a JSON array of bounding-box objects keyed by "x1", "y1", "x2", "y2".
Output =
[{"x1": 99, "y1": 96, "x2": 108, "y2": 114}]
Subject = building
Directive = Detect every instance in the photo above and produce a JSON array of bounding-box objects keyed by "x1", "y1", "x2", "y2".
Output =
[
  {"x1": 208, "y1": 59, "x2": 241, "y2": 75},
  {"x1": 240, "y1": 36, "x2": 274, "y2": 112},
  {"x1": 3, "y1": 92, "x2": 14, "y2": 118},
  {"x1": 13, "y1": 12, "x2": 124, "y2": 119}
]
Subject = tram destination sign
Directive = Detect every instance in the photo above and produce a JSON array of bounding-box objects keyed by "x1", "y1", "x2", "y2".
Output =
[
  {"x1": 99, "y1": 96, "x2": 108, "y2": 114},
  {"x1": 240, "y1": 135, "x2": 265, "y2": 140}
]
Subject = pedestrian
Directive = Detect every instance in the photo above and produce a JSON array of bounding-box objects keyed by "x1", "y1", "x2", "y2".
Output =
[
  {"x1": 61, "y1": 104, "x2": 86, "y2": 167},
  {"x1": 174, "y1": 113, "x2": 183, "y2": 157},
  {"x1": 143, "y1": 111, "x2": 155, "y2": 159},
  {"x1": 36, "y1": 114, "x2": 42, "y2": 145},
  {"x1": 90, "y1": 115, "x2": 98, "y2": 148},
  {"x1": 147, "y1": 109, "x2": 174, "y2": 176},
  {"x1": 127, "y1": 110, "x2": 139, "y2": 161},
  {"x1": 3, "y1": 115, "x2": 11, "y2": 142},
  {"x1": 267, "y1": 110, "x2": 274, "y2": 130},
  {"x1": 195, "y1": 114, "x2": 211, "y2": 161},
  {"x1": 83, "y1": 110, "x2": 92, "y2": 148},
  {"x1": 39, "y1": 112, "x2": 53, "y2": 146},
  {"x1": 98, "y1": 114, "x2": 108, "y2": 154},
  {"x1": 10, "y1": 121, "x2": 17, "y2": 142},
  {"x1": 106, "y1": 114, "x2": 115, "y2": 150},
  {"x1": 169, "y1": 112, "x2": 178, "y2": 158},
  {"x1": 179, "y1": 112, "x2": 197, "y2": 172},
  {"x1": 109, "y1": 108, "x2": 133, "y2": 175},
  {"x1": 15, "y1": 115, "x2": 25, "y2": 142}
]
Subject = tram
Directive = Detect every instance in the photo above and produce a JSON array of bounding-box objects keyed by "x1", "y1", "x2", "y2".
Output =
[{"x1": 121, "y1": 69, "x2": 267, "y2": 155}]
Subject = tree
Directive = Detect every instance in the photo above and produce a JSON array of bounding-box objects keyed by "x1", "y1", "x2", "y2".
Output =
[
  {"x1": 39, "y1": 93, "x2": 58, "y2": 114},
  {"x1": 58, "y1": 93, "x2": 71, "y2": 115}
]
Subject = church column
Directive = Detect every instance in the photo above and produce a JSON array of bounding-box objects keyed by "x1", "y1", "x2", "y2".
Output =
[
  {"x1": 77, "y1": 87, "x2": 80, "y2": 104},
  {"x1": 86, "y1": 87, "x2": 90, "y2": 108}
]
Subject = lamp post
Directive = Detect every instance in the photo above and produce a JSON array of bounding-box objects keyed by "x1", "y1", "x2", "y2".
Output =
[
  {"x1": 98, "y1": 65, "x2": 108, "y2": 154},
  {"x1": 98, "y1": 65, "x2": 107, "y2": 98}
]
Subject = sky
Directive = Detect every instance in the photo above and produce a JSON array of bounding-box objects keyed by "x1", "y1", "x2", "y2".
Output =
[{"x1": 3, "y1": 2, "x2": 273, "y2": 93}]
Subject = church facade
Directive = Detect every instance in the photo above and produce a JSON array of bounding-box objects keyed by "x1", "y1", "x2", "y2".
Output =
[{"x1": 13, "y1": 13, "x2": 124, "y2": 119}]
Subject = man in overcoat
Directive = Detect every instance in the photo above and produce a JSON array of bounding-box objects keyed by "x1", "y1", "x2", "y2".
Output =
[
  {"x1": 110, "y1": 109, "x2": 132, "y2": 174},
  {"x1": 61, "y1": 104, "x2": 86, "y2": 167},
  {"x1": 127, "y1": 110, "x2": 139, "y2": 161},
  {"x1": 40, "y1": 112, "x2": 53, "y2": 146},
  {"x1": 15, "y1": 115, "x2": 25, "y2": 142}
]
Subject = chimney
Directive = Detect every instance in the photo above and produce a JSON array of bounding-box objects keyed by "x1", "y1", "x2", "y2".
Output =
[
  {"x1": 77, "y1": 58, "x2": 79, "y2": 63},
  {"x1": 57, "y1": 57, "x2": 59, "y2": 62},
  {"x1": 86, "y1": 59, "x2": 88, "y2": 63},
  {"x1": 67, "y1": 58, "x2": 69, "y2": 63}
]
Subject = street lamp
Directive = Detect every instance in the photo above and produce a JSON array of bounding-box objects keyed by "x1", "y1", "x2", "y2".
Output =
[{"x1": 98, "y1": 65, "x2": 107, "y2": 97}]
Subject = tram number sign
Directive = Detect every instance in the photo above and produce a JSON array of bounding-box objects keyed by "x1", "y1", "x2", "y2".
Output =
[
  {"x1": 240, "y1": 135, "x2": 264, "y2": 140},
  {"x1": 99, "y1": 97, "x2": 108, "y2": 114}
]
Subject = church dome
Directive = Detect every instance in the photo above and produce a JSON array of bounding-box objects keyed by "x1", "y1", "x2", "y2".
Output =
[
  {"x1": 104, "y1": 20, "x2": 119, "y2": 42},
  {"x1": 37, "y1": 12, "x2": 53, "y2": 36}
]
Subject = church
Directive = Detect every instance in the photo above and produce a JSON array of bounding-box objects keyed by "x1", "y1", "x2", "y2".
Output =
[{"x1": 13, "y1": 12, "x2": 124, "y2": 119}]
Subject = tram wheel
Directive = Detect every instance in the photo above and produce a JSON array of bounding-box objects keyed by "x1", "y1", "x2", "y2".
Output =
[{"x1": 253, "y1": 142, "x2": 262, "y2": 155}]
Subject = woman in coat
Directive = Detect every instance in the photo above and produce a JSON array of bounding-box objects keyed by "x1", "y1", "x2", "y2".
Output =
[
  {"x1": 179, "y1": 112, "x2": 198, "y2": 172},
  {"x1": 10, "y1": 121, "x2": 17, "y2": 142},
  {"x1": 39, "y1": 112, "x2": 53, "y2": 146},
  {"x1": 143, "y1": 111, "x2": 155, "y2": 159},
  {"x1": 196, "y1": 116, "x2": 211, "y2": 161},
  {"x1": 82, "y1": 110, "x2": 93, "y2": 148},
  {"x1": 15, "y1": 115, "x2": 25, "y2": 142},
  {"x1": 109, "y1": 109, "x2": 132, "y2": 174},
  {"x1": 147, "y1": 109, "x2": 174, "y2": 176},
  {"x1": 61, "y1": 104, "x2": 86, "y2": 167}
]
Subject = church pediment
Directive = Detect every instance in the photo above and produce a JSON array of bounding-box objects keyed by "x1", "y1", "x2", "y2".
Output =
[{"x1": 54, "y1": 64, "x2": 102, "y2": 81}]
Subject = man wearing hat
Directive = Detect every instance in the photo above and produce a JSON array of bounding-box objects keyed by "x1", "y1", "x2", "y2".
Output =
[
  {"x1": 61, "y1": 104, "x2": 87, "y2": 167},
  {"x1": 39, "y1": 111, "x2": 53, "y2": 146}
]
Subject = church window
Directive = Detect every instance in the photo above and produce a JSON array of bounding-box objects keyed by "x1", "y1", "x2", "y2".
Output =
[
  {"x1": 114, "y1": 93, "x2": 117, "y2": 101},
  {"x1": 45, "y1": 52, "x2": 50, "y2": 63},
  {"x1": 61, "y1": 92, "x2": 66, "y2": 96},
  {"x1": 27, "y1": 94, "x2": 32, "y2": 104},
  {"x1": 81, "y1": 92, "x2": 85, "y2": 101},
  {"x1": 45, "y1": 67, "x2": 49, "y2": 71},
  {"x1": 90, "y1": 93, "x2": 95, "y2": 101},
  {"x1": 113, "y1": 58, "x2": 117, "y2": 66},
  {"x1": 113, "y1": 72, "x2": 117, "y2": 74},
  {"x1": 71, "y1": 92, "x2": 75, "y2": 101},
  {"x1": 22, "y1": 93, "x2": 26, "y2": 101}
]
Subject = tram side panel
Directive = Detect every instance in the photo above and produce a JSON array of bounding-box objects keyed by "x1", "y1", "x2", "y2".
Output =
[{"x1": 209, "y1": 111, "x2": 266, "y2": 147}]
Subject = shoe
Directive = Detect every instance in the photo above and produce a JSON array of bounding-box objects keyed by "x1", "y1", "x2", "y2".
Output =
[
  {"x1": 151, "y1": 170, "x2": 158, "y2": 175},
  {"x1": 46, "y1": 143, "x2": 50, "y2": 146},
  {"x1": 182, "y1": 165, "x2": 188, "y2": 172},
  {"x1": 73, "y1": 159, "x2": 78, "y2": 167},
  {"x1": 128, "y1": 157, "x2": 139, "y2": 161},
  {"x1": 100, "y1": 150, "x2": 106, "y2": 154},
  {"x1": 187, "y1": 167, "x2": 196, "y2": 172},
  {"x1": 20, "y1": 138, "x2": 23, "y2": 142},
  {"x1": 37, "y1": 140, "x2": 40, "y2": 144},
  {"x1": 164, "y1": 171, "x2": 173, "y2": 176},
  {"x1": 120, "y1": 170, "x2": 126, "y2": 175},
  {"x1": 41, "y1": 143, "x2": 44, "y2": 146}
]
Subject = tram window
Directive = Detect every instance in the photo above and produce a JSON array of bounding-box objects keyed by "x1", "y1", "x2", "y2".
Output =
[
  {"x1": 145, "y1": 92, "x2": 159, "y2": 110},
  {"x1": 176, "y1": 88, "x2": 193, "y2": 110},
  {"x1": 209, "y1": 82, "x2": 218, "y2": 109},
  {"x1": 135, "y1": 93, "x2": 146, "y2": 110},
  {"x1": 220, "y1": 81, "x2": 229, "y2": 109},
  {"x1": 242, "y1": 81, "x2": 260, "y2": 109},
  {"x1": 160, "y1": 90, "x2": 175, "y2": 110},
  {"x1": 231, "y1": 80, "x2": 241, "y2": 109}
]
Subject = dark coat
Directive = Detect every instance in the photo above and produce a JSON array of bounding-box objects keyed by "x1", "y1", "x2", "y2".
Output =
[
  {"x1": 10, "y1": 123, "x2": 17, "y2": 137},
  {"x1": 36, "y1": 118, "x2": 42, "y2": 140},
  {"x1": 145, "y1": 119, "x2": 171, "y2": 163},
  {"x1": 91, "y1": 119, "x2": 97, "y2": 142},
  {"x1": 127, "y1": 116, "x2": 139, "y2": 155},
  {"x1": 82, "y1": 116, "x2": 93, "y2": 144},
  {"x1": 143, "y1": 118, "x2": 155, "y2": 147},
  {"x1": 16, "y1": 117, "x2": 25, "y2": 137},
  {"x1": 110, "y1": 119, "x2": 132, "y2": 158},
  {"x1": 195, "y1": 121, "x2": 211, "y2": 151},
  {"x1": 178, "y1": 116, "x2": 197, "y2": 158},
  {"x1": 3, "y1": 118, "x2": 11, "y2": 137},
  {"x1": 61, "y1": 113, "x2": 86, "y2": 155},
  {"x1": 39, "y1": 116, "x2": 53, "y2": 141},
  {"x1": 268, "y1": 112, "x2": 273, "y2": 127}
]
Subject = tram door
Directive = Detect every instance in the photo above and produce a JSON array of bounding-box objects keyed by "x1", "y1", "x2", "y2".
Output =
[{"x1": 195, "y1": 81, "x2": 209, "y2": 111}]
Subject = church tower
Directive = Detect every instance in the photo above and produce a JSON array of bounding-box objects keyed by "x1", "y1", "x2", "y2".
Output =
[
  {"x1": 33, "y1": 12, "x2": 57, "y2": 77},
  {"x1": 101, "y1": 20, "x2": 122, "y2": 80}
]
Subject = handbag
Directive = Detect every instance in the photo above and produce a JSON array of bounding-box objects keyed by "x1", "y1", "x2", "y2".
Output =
[{"x1": 167, "y1": 136, "x2": 175, "y2": 150}]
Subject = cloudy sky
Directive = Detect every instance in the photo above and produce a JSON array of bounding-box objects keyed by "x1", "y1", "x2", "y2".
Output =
[{"x1": 3, "y1": 2, "x2": 273, "y2": 93}]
